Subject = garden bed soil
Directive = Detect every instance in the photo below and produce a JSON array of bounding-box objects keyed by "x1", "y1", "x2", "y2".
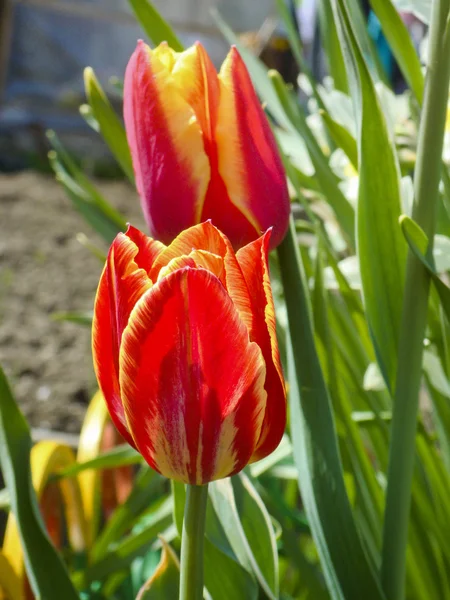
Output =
[{"x1": 0, "y1": 171, "x2": 145, "y2": 433}]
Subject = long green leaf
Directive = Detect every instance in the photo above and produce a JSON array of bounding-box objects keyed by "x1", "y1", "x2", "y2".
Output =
[
  {"x1": 47, "y1": 132, "x2": 126, "y2": 242},
  {"x1": 77, "y1": 498, "x2": 173, "y2": 586},
  {"x1": 332, "y1": 0, "x2": 406, "y2": 392},
  {"x1": 204, "y1": 538, "x2": 258, "y2": 600},
  {"x1": 128, "y1": 0, "x2": 183, "y2": 51},
  {"x1": 92, "y1": 467, "x2": 160, "y2": 561},
  {"x1": 84, "y1": 67, "x2": 135, "y2": 182},
  {"x1": 209, "y1": 475, "x2": 278, "y2": 599},
  {"x1": 277, "y1": 220, "x2": 386, "y2": 600},
  {"x1": 316, "y1": 0, "x2": 349, "y2": 92},
  {"x1": 400, "y1": 215, "x2": 450, "y2": 318},
  {"x1": 319, "y1": 110, "x2": 358, "y2": 169},
  {"x1": 0, "y1": 366, "x2": 79, "y2": 600},
  {"x1": 136, "y1": 538, "x2": 180, "y2": 600},
  {"x1": 55, "y1": 444, "x2": 141, "y2": 479},
  {"x1": 369, "y1": 0, "x2": 424, "y2": 102}
]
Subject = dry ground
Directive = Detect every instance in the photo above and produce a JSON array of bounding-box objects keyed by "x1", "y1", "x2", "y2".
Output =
[{"x1": 0, "y1": 171, "x2": 145, "y2": 433}]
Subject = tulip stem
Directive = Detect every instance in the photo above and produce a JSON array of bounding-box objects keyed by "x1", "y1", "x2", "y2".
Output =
[{"x1": 179, "y1": 483, "x2": 208, "y2": 600}]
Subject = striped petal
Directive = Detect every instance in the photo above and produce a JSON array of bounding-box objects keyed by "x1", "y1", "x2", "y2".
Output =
[
  {"x1": 119, "y1": 267, "x2": 267, "y2": 484},
  {"x1": 125, "y1": 224, "x2": 166, "y2": 271},
  {"x1": 236, "y1": 230, "x2": 286, "y2": 461},
  {"x1": 216, "y1": 47, "x2": 290, "y2": 249},
  {"x1": 171, "y1": 43, "x2": 260, "y2": 249},
  {"x1": 124, "y1": 41, "x2": 210, "y2": 242},
  {"x1": 171, "y1": 43, "x2": 220, "y2": 149},
  {"x1": 92, "y1": 229, "x2": 155, "y2": 445},
  {"x1": 150, "y1": 222, "x2": 253, "y2": 332}
]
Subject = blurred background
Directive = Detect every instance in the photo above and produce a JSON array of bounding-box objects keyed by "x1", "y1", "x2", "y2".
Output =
[{"x1": 0, "y1": 0, "x2": 426, "y2": 437}]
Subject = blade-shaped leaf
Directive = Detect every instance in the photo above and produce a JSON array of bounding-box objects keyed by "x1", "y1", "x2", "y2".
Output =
[
  {"x1": 316, "y1": 0, "x2": 349, "y2": 92},
  {"x1": 332, "y1": 0, "x2": 407, "y2": 393},
  {"x1": 136, "y1": 538, "x2": 179, "y2": 600},
  {"x1": 91, "y1": 467, "x2": 160, "y2": 561},
  {"x1": 319, "y1": 110, "x2": 358, "y2": 169},
  {"x1": 76, "y1": 498, "x2": 173, "y2": 586},
  {"x1": 47, "y1": 131, "x2": 126, "y2": 243},
  {"x1": 400, "y1": 215, "x2": 450, "y2": 319},
  {"x1": 128, "y1": 0, "x2": 184, "y2": 51},
  {"x1": 84, "y1": 67, "x2": 134, "y2": 182},
  {"x1": 277, "y1": 220, "x2": 386, "y2": 600},
  {"x1": 0, "y1": 366, "x2": 79, "y2": 600},
  {"x1": 369, "y1": 0, "x2": 424, "y2": 102},
  {"x1": 209, "y1": 475, "x2": 278, "y2": 599}
]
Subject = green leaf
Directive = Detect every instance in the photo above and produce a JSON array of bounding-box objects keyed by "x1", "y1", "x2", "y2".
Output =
[
  {"x1": 77, "y1": 497, "x2": 173, "y2": 586},
  {"x1": 128, "y1": 0, "x2": 184, "y2": 51},
  {"x1": 52, "y1": 311, "x2": 94, "y2": 327},
  {"x1": 79, "y1": 103, "x2": 100, "y2": 132},
  {"x1": 340, "y1": 0, "x2": 388, "y2": 82},
  {"x1": 233, "y1": 473, "x2": 279, "y2": 597},
  {"x1": 316, "y1": 0, "x2": 349, "y2": 92},
  {"x1": 400, "y1": 215, "x2": 450, "y2": 318},
  {"x1": 0, "y1": 366, "x2": 79, "y2": 600},
  {"x1": 0, "y1": 486, "x2": 10, "y2": 510},
  {"x1": 92, "y1": 467, "x2": 160, "y2": 561},
  {"x1": 319, "y1": 110, "x2": 358, "y2": 169},
  {"x1": 209, "y1": 475, "x2": 278, "y2": 599},
  {"x1": 55, "y1": 444, "x2": 141, "y2": 480},
  {"x1": 136, "y1": 538, "x2": 179, "y2": 599},
  {"x1": 369, "y1": 0, "x2": 424, "y2": 102},
  {"x1": 204, "y1": 538, "x2": 258, "y2": 600},
  {"x1": 47, "y1": 131, "x2": 126, "y2": 243},
  {"x1": 84, "y1": 67, "x2": 135, "y2": 182},
  {"x1": 333, "y1": 0, "x2": 406, "y2": 393},
  {"x1": 277, "y1": 221, "x2": 386, "y2": 600}
]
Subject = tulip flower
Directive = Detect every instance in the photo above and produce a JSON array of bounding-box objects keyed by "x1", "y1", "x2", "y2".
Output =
[
  {"x1": 124, "y1": 41, "x2": 290, "y2": 250},
  {"x1": 92, "y1": 221, "x2": 286, "y2": 485}
]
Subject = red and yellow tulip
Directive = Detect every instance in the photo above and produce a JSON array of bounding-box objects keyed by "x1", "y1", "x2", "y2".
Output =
[
  {"x1": 92, "y1": 222, "x2": 286, "y2": 485},
  {"x1": 124, "y1": 41, "x2": 290, "y2": 250}
]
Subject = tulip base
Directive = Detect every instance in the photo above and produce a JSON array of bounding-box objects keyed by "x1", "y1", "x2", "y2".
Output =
[{"x1": 179, "y1": 483, "x2": 209, "y2": 600}]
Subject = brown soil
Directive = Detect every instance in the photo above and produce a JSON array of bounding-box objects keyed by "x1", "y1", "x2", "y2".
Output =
[{"x1": 0, "y1": 171, "x2": 145, "y2": 433}]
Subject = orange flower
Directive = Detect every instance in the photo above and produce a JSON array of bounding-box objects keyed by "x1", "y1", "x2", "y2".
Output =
[
  {"x1": 92, "y1": 222, "x2": 286, "y2": 484},
  {"x1": 124, "y1": 41, "x2": 290, "y2": 250}
]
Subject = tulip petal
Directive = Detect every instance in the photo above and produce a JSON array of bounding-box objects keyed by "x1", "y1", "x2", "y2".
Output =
[
  {"x1": 150, "y1": 222, "x2": 253, "y2": 332},
  {"x1": 171, "y1": 44, "x2": 260, "y2": 249},
  {"x1": 124, "y1": 41, "x2": 210, "y2": 242},
  {"x1": 92, "y1": 230, "x2": 155, "y2": 446},
  {"x1": 171, "y1": 43, "x2": 220, "y2": 147},
  {"x1": 236, "y1": 230, "x2": 286, "y2": 461},
  {"x1": 119, "y1": 267, "x2": 267, "y2": 484},
  {"x1": 216, "y1": 47, "x2": 290, "y2": 249},
  {"x1": 188, "y1": 250, "x2": 226, "y2": 287},
  {"x1": 157, "y1": 255, "x2": 197, "y2": 281},
  {"x1": 125, "y1": 224, "x2": 166, "y2": 271}
]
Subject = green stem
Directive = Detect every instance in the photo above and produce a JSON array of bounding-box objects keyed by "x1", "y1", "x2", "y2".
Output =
[
  {"x1": 381, "y1": 1, "x2": 450, "y2": 598},
  {"x1": 179, "y1": 484, "x2": 208, "y2": 600}
]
